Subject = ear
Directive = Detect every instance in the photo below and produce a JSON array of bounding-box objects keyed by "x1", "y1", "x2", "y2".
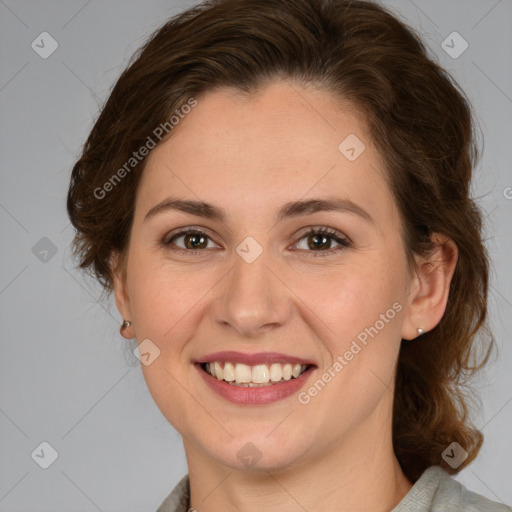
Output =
[
  {"x1": 110, "y1": 251, "x2": 134, "y2": 338},
  {"x1": 401, "y1": 233, "x2": 458, "y2": 340}
]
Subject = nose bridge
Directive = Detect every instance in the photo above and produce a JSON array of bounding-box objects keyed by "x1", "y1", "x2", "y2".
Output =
[{"x1": 213, "y1": 238, "x2": 290, "y2": 335}]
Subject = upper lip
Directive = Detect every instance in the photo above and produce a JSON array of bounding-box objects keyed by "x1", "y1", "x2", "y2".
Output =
[{"x1": 196, "y1": 351, "x2": 316, "y2": 367}]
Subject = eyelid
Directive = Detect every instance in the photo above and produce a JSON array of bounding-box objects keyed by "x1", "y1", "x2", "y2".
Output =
[
  {"x1": 289, "y1": 226, "x2": 351, "y2": 255},
  {"x1": 295, "y1": 224, "x2": 348, "y2": 237},
  {"x1": 291, "y1": 225, "x2": 351, "y2": 244},
  {"x1": 162, "y1": 226, "x2": 222, "y2": 250},
  {"x1": 161, "y1": 225, "x2": 351, "y2": 255}
]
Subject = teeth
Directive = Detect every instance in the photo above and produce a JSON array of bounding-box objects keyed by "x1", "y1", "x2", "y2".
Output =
[
  {"x1": 213, "y1": 361, "x2": 223, "y2": 380},
  {"x1": 204, "y1": 361, "x2": 308, "y2": 385},
  {"x1": 252, "y1": 364, "x2": 270, "y2": 383},
  {"x1": 270, "y1": 363, "x2": 282, "y2": 382},
  {"x1": 235, "y1": 363, "x2": 252, "y2": 383},
  {"x1": 223, "y1": 362, "x2": 235, "y2": 382},
  {"x1": 292, "y1": 363, "x2": 302, "y2": 378}
]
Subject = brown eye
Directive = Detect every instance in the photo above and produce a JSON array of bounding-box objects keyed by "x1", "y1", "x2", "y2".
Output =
[
  {"x1": 293, "y1": 227, "x2": 351, "y2": 256},
  {"x1": 183, "y1": 232, "x2": 208, "y2": 249},
  {"x1": 165, "y1": 229, "x2": 216, "y2": 250},
  {"x1": 307, "y1": 233, "x2": 333, "y2": 250}
]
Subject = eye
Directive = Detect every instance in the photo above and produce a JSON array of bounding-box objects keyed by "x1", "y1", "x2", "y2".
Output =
[
  {"x1": 293, "y1": 227, "x2": 351, "y2": 255},
  {"x1": 163, "y1": 229, "x2": 218, "y2": 251}
]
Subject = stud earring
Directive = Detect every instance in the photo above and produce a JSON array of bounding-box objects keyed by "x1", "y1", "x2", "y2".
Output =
[
  {"x1": 120, "y1": 320, "x2": 132, "y2": 337},
  {"x1": 417, "y1": 327, "x2": 424, "y2": 335}
]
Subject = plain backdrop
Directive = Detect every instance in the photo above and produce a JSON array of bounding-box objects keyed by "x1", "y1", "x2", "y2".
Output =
[{"x1": 0, "y1": 0, "x2": 511, "y2": 510}]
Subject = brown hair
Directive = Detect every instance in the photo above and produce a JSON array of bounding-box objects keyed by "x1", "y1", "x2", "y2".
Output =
[{"x1": 67, "y1": 0, "x2": 494, "y2": 482}]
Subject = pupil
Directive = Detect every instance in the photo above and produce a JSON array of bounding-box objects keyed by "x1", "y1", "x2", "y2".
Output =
[
  {"x1": 185, "y1": 233, "x2": 207, "y2": 249},
  {"x1": 309, "y1": 234, "x2": 330, "y2": 250}
]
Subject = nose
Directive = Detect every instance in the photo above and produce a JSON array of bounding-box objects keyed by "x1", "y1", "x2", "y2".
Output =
[{"x1": 211, "y1": 245, "x2": 292, "y2": 337}]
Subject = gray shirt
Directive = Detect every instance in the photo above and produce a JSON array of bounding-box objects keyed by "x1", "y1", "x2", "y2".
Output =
[{"x1": 156, "y1": 465, "x2": 511, "y2": 511}]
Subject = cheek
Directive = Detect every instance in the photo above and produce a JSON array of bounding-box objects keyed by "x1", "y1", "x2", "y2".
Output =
[
  {"x1": 293, "y1": 259, "x2": 404, "y2": 345},
  {"x1": 295, "y1": 268, "x2": 404, "y2": 425},
  {"x1": 126, "y1": 254, "x2": 223, "y2": 371},
  {"x1": 126, "y1": 258, "x2": 213, "y2": 431},
  {"x1": 291, "y1": 257, "x2": 406, "y2": 411}
]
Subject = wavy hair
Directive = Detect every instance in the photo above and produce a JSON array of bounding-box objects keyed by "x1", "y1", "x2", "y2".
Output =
[{"x1": 67, "y1": 0, "x2": 494, "y2": 482}]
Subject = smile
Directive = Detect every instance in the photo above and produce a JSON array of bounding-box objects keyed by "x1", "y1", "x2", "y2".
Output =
[
  {"x1": 202, "y1": 361, "x2": 309, "y2": 386},
  {"x1": 195, "y1": 351, "x2": 317, "y2": 405}
]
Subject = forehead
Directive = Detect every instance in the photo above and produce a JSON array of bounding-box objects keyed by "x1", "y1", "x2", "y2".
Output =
[{"x1": 137, "y1": 80, "x2": 396, "y2": 225}]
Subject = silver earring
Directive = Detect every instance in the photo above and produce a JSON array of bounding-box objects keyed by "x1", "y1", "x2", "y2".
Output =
[
  {"x1": 417, "y1": 327, "x2": 424, "y2": 335},
  {"x1": 121, "y1": 320, "x2": 132, "y2": 330}
]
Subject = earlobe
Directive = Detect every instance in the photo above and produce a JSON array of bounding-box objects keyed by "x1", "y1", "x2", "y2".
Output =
[
  {"x1": 401, "y1": 233, "x2": 458, "y2": 340},
  {"x1": 110, "y1": 251, "x2": 134, "y2": 337}
]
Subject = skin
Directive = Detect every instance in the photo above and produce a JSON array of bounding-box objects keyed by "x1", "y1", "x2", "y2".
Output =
[{"x1": 113, "y1": 80, "x2": 458, "y2": 512}]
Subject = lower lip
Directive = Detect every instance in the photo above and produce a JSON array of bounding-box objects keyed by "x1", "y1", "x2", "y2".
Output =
[{"x1": 195, "y1": 364, "x2": 315, "y2": 405}]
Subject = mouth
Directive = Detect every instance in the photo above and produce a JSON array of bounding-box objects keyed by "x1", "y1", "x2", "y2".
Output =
[
  {"x1": 200, "y1": 361, "x2": 311, "y2": 387},
  {"x1": 195, "y1": 351, "x2": 317, "y2": 405}
]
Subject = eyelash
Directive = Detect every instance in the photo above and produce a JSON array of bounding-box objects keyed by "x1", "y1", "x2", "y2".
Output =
[{"x1": 161, "y1": 226, "x2": 351, "y2": 257}]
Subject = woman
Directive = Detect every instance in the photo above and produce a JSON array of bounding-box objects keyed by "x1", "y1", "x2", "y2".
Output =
[{"x1": 66, "y1": 0, "x2": 511, "y2": 510}]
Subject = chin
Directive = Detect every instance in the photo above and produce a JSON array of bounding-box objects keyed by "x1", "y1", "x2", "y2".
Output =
[{"x1": 201, "y1": 430, "x2": 313, "y2": 473}]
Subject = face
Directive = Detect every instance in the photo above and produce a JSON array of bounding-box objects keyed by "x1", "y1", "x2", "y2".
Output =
[{"x1": 114, "y1": 80, "x2": 418, "y2": 473}]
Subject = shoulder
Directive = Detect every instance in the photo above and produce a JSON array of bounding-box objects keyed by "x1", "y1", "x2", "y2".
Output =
[
  {"x1": 158, "y1": 468, "x2": 511, "y2": 512},
  {"x1": 434, "y1": 466, "x2": 511, "y2": 512},
  {"x1": 393, "y1": 466, "x2": 511, "y2": 512},
  {"x1": 156, "y1": 474, "x2": 190, "y2": 512}
]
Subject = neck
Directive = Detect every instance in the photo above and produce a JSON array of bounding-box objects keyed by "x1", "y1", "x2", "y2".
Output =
[{"x1": 183, "y1": 402, "x2": 413, "y2": 512}]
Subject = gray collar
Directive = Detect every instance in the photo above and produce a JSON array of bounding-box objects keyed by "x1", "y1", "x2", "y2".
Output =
[{"x1": 156, "y1": 466, "x2": 510, "y2": 512}]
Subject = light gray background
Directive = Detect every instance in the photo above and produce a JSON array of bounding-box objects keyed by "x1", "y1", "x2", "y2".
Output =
[{"x1": 0, "y1": 0, "x2": 511, "y2": 510}]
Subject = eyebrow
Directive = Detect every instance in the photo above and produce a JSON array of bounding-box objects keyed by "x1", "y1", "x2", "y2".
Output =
[
  {"x1": 144, "y1": 197, "x2": 374, "y2": 224},
  {"x1": 276, "y1": 197, "x2": 374, "y2": 224}
]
